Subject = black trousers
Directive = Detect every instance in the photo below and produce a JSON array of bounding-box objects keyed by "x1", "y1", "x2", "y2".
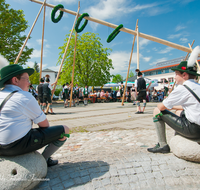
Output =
[{"x1": 161, "y1": 110, "x2": 200, "y2": 139}]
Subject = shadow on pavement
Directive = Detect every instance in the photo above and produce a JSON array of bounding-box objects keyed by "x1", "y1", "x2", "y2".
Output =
[{"x1": 35, "y1": 160, "x2": 110, "y2": 189}]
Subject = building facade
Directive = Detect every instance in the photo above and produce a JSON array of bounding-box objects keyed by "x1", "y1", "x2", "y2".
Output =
[{"x1": 42, "y1": 68, "x2": 58, "y2": 84}]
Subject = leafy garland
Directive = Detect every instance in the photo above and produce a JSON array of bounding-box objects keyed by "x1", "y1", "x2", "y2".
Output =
[
  {"x1": 107, "y1": 24, "x2": 123, "y2": 43},
  {"x1": 75, "y1": 13, "x2": 89, "y2": 33},
  {"x1": 51, "y1": 4, "x2": 64, "y2": 23}
]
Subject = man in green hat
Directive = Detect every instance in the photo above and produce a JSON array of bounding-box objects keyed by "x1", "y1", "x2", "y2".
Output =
[
  {"x1": 147, "y1": 60, "x2": 200, "y2": 153},
  {"x1": 0, "y1": 63, "x2": 70, "y2": 167}
]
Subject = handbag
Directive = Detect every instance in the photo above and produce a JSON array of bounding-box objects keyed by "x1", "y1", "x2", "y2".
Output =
[
  {"x1": 183, "y1": 85, "x2": 200, "y2": 103},
  {"x1": 0, "y1": 90, "x2": 18, "y2": 112}
]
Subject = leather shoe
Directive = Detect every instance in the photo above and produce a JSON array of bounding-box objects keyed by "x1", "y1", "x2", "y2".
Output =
[
  {"x1": 47, "y1": 157, "x2": 58, "y2": 167},
  {"x1": 147, "y1": 143, "x2": 170, "y2": 153}
]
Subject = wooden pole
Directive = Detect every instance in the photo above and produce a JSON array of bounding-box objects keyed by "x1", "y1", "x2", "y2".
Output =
[
  {"x1": 170, "y1": 40, "x2": 195, "y2": 92},
  {"x1": 40, "y1": 3, "x2": 46, "y2": 79},
  {"x1": 45, "y1": 2, "x2": 80, "y2": 113},
  {"x1": 14, "y1": 0, "x2": 46, "y2": 64},
  {"x1": 30, "y1": 0, "x2": 192, "y2": 54},
  {"x1": 121, "y1": 20, "x2": 138, "y2": 106},
  {"x1": 69, "y1": 32, "x2": 78, "y2": 107},
  {"x1": 137, "y1": 25, "x2": 139, "y2": 70}
]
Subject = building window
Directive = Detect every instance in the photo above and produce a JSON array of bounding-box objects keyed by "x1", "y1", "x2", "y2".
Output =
[
  {"x1": 157, "y1": 70, "x2": 161, "y2": 74},
  {"x1": 165, "y1": 69, "x2": 169, "y2": 73},
  {"x1": 168, "y1": 77, "x2": 174, "y2": 82},
  {"x1": 160, "y1": 78, "x2": 165, "y2": 83}
]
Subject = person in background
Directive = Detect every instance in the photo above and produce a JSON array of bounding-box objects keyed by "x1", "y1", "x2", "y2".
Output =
[
  {"x1": 42, "y1": 78, "x2": 55, "y2": 114},
  {"x1": 74, "y1": 84, "x2": 80, "y2": 106},
  {"x1": 157, "y1": 90, "x2": 163, "y2": 102},
  {"x1": 0, "y1": 63, "x2": 70, "y2": 167},
  {"x1": 131, "y1": 84, "x2": 136, "y2": 105},
  {"x1": 29, "y1": 84, "x2": 37, "y2": 99},
  {"x1": 83, "y1": 85, "x2": 88, "y2": 106},
  {"x1": 64, "y1": 83, "x2": 69, "y2": 108},
  {"x1": 36, "y1": 78, "x2": 44, "y2": 112}
]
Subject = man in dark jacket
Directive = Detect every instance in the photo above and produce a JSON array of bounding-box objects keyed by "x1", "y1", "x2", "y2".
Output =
[{"x1": 36, "y1": 78, "x2": 44, "y2": 111}]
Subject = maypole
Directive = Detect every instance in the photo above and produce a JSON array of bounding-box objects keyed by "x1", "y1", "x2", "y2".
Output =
[
  {"x1": 40, "y1": 2, "x2": 46, "y2": 79},
  {"x1": 121, "y1": 20, "x2": 138, "y2": 106}
]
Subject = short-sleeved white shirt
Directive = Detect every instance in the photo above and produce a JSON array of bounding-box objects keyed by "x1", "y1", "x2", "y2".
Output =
[
  {"x1": 0, "y1": 85, "x2": 46, "y2": 145},
  {"x1": 163, "y1": 79, "x2": 200, "y2": 125}
]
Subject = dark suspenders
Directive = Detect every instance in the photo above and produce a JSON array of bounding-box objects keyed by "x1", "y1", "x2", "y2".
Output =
[{"x1": 0, "y1": 90, "x2": 18, "y2": 112}]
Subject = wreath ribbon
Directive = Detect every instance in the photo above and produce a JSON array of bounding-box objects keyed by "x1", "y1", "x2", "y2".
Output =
[
  {"x1": 51, "y1": 4, "x2": 64, "y2": 23},
  {"x1": 107, "y1": 24, "x2": 123, "y2": 43},
  {"x1": 75, "y1": 13, "x2": 89, "y2": 33}
]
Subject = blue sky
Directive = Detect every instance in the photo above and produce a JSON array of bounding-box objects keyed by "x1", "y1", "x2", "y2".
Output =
[{"x1": 8, "y1": 0, "x2": 200, "y2": 78}]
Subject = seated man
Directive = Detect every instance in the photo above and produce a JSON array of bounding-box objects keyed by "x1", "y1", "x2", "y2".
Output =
[
  {"x1": 147, "y1": 59, "x2": 200, "y2": 153},
  {"x1": 0, "y1": 63, "x2": 69, "y2": 167}
]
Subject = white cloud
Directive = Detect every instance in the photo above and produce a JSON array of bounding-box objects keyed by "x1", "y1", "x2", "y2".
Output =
[
  {"x1": 158, "y1": 47, "x2": 173, "y2": 54},
  {"x1": 168, "y1": 33, "x2": 182, "y2": 39},
  {"x1": 31, "y1": 49, "x2": 41, "y2": 58},
  {"x1": 108, "y1": 51, "x2": 151, "y2": 76},
  {"x1": 36, "y1": 39, "x2": 47, "y2": 45},
  {"x1": 85, "y1": 0, "x2": 158, "y2": 30},
  {"x1": 48, "y1": 65, "x2": 60, "y2": 71},
  {"x1": 149, "y1": 57, "x2": 168, "y2": 65},
  {"x1": 180, "y1": 37, "x2": 188, "y2": 43},
  {"x1": 175, "y1": 25, "x2": 186, "y2": 32},
  {"x1": 138, "y1": 38, "x2": 151, "y2": 49},
  {"x1": 48, "y1": 0, "x2": 77, "y2": 4}
]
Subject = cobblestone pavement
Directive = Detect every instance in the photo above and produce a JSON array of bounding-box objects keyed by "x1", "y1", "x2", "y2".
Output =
[{"x1": 33, "y1": 102, "x2": 200, "y2": 190}]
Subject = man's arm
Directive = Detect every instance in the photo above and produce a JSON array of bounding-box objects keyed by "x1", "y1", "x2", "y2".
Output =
[
  {"x1": 38, "y1": 118, "x2": 49, "y2": 128},
  {"x1": 157, "y1": 103, "x2": 183, "y2": 111}
]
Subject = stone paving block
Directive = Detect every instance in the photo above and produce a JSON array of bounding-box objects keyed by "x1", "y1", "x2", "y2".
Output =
[
  {"x1": 155, "y1": 178, "x2": 165, "y2": 186},
  {"x1": 115, "y1": 183, "x2": 130, "y2": 190},
  {"x1": 125, "y1": 168, "x2": 136, "y2": 175},
  {"x1": 81, "y1": 175, "x2": 91, "y2": 184},
  {"x1": 88, "y1": 167, "x2": 100, "y2": 173},
  {"x1": 90, "y1": 172, "x2": 101, "y2": 180},
  {"x1": 180, "y1": 176, "x2": 193, "y2": 185},
  {"x1": 129, "y1": 182, "x2": 140, "y2": 189},
  {"x1": 164, "y1": 176, "x2": 176, "y2": 186},
  {"x1": 100, "y1": 172, "x2": 111, "y2": 179},
  {"x1": 105, "y1": 184, "x2": 116, "y2": 190},
  {"x1": 74, "y1": 177, "x2": 83, "y2": 185},
  {"x1": 119, "y1": 175, "x2": 129, "y2": 184},
  {"x1": 92, "y1": 179, "x2": 102, "y2": 189},
  {"x1": 117, "y1": 169, "x2": 126, "y2": 175},
  {"x1": 152, "y1": 165, "x2": 160, "y2": 171},
  {"x1": 109, "y1": 169, "x2": 118, "y2": 176},
  {"x1": 153, "y1": 171, "x2": 163, "y2": 179},
  {"x1": 142, "y1": 166, "x2": 153, "y2": 172},
  {"x1": 84, "y1": 183, "x2": 94, "y2": 190},
  {"x1": 159, "y1": 164, "x2": 169, "y2": 170},
  {"x1": 134, "y1": 167, "x2": 144, "y2": 174},
  {"x1": 146, "y1": 178, "x2": 156, "y2": 188},
  {"x1": 137, "y1": 173, "x2": 146, "y2": 181},
  {"x1": 128, "y1": 174, "x2": 138, "y2": 183},
  {"x1": 63, "y1": 179, "x2": 75, "y2": 189},
  {"x1": 70, "y1": 171, "x2": 81, "y2": 178},
  {"x1": 51, "y1": 183, "x2": 65, "y2": 190},
  {"x1": 49, "y1": 176, "x2": 62, "y2": 186},
  {"x1": 124, "y1": 162, "x2": 132, "y2": 168},
  {"x1": 111, "y1": 176, "x2": 121, "y2": 184},
  {"x1": 46, "y1": 171, "x2": 58, "y2": 179},
  {"x1": 34, "y1": 187, "x2": 51, "y2": 190},
  {"x1": 160, "y1": 169, "x2": 173, "y2": 177},
  {"x1": 100, "y1": 166, "x2": 109, "y2": 172},
  {"x1": 80, "y1": 170, "x2": 89, "y2": 177},
  {"x1": 100, "y1": 177, "x2": 111, "y2": 186},
  {"x1": 139, "y1": 180, "x2": 149, "y2": 189},
  {"x1": 69, "y1": 185, "x2": 86, "y2": 190},
  {"x1": 144, "y1": 172, "x2": 154, "y2": 179}
]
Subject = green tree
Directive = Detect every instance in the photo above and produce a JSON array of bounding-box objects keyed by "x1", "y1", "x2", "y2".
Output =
[
  {"x1": 57, "y1": 32, "x2": 113, "y2": 87},
  {"x1": 128, "y1": 70, "x2": 134, "y2": 78},
  {"x1": 112, "y1": 74, "x2": 123, "y2": 83},
  {"x1": 0, "y1": 0, "x2": 33, "y2": 65},
  {"x1": 29, "y1": 62, "x2": 39, "y2": 85}
]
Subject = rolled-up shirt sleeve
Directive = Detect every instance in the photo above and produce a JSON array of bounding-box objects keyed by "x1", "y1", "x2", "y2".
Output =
[
  {"x1": 22, "y1": 95, "x2": 46, "y2": 124},
  {"x1": 163, "y1": 85, "x2": 187, "y2": 110}
]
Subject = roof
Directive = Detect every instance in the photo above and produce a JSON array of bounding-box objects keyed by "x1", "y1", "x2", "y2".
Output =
[
  {"x1": 123, "y1": 75, "x2": 137, "y2": 82},
  {"x1": 42, "y1": 68, "x2": 57, "y2": 73},
  {"x1": 141, "y1": 63, "x2": 179, "y2": 72}
]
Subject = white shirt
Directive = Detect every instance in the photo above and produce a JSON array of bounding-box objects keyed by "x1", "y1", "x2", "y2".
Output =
[
  {"x1": 163, "y1": 79, "x2": 200, "y2": 125},
  {"x1": 0, "y1": 85, "x2": 46, "y2": 145}
]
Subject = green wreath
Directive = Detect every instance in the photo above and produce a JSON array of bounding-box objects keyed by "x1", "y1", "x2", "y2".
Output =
[
  {"x1": 51, "y1": 4, "x2": 64, "y2": 23},
  {"x1": 107, "y1": 24, "x2": 123, "y2": 43},
  {"x1": 75, "y1": 13, "x2": 89, "y2": 33}
]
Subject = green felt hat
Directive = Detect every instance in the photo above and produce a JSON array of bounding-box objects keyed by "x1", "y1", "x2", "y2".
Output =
[
  {"x1": 171, "y1": 61, "x2": 200, "y2": 76},
  {"x1": 0, "y1": 64, "x2": 34, "y2": 88}
]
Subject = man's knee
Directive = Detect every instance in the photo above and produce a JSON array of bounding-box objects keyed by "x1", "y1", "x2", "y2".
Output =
[
  {"x1": 63, "y1": 125, "x2": 69, "y2": 134},
  {"x1": 153, "y1": 107, "x2": 161, "y2": 117}
]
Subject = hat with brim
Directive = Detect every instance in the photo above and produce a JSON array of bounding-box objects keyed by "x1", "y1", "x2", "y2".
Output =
[
  {"x1": 0, "y1": 64, "x2": 34, "y2": 88},
  {"x1": 171, "y1": 61, "x2": 200, "y2": 76}
]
